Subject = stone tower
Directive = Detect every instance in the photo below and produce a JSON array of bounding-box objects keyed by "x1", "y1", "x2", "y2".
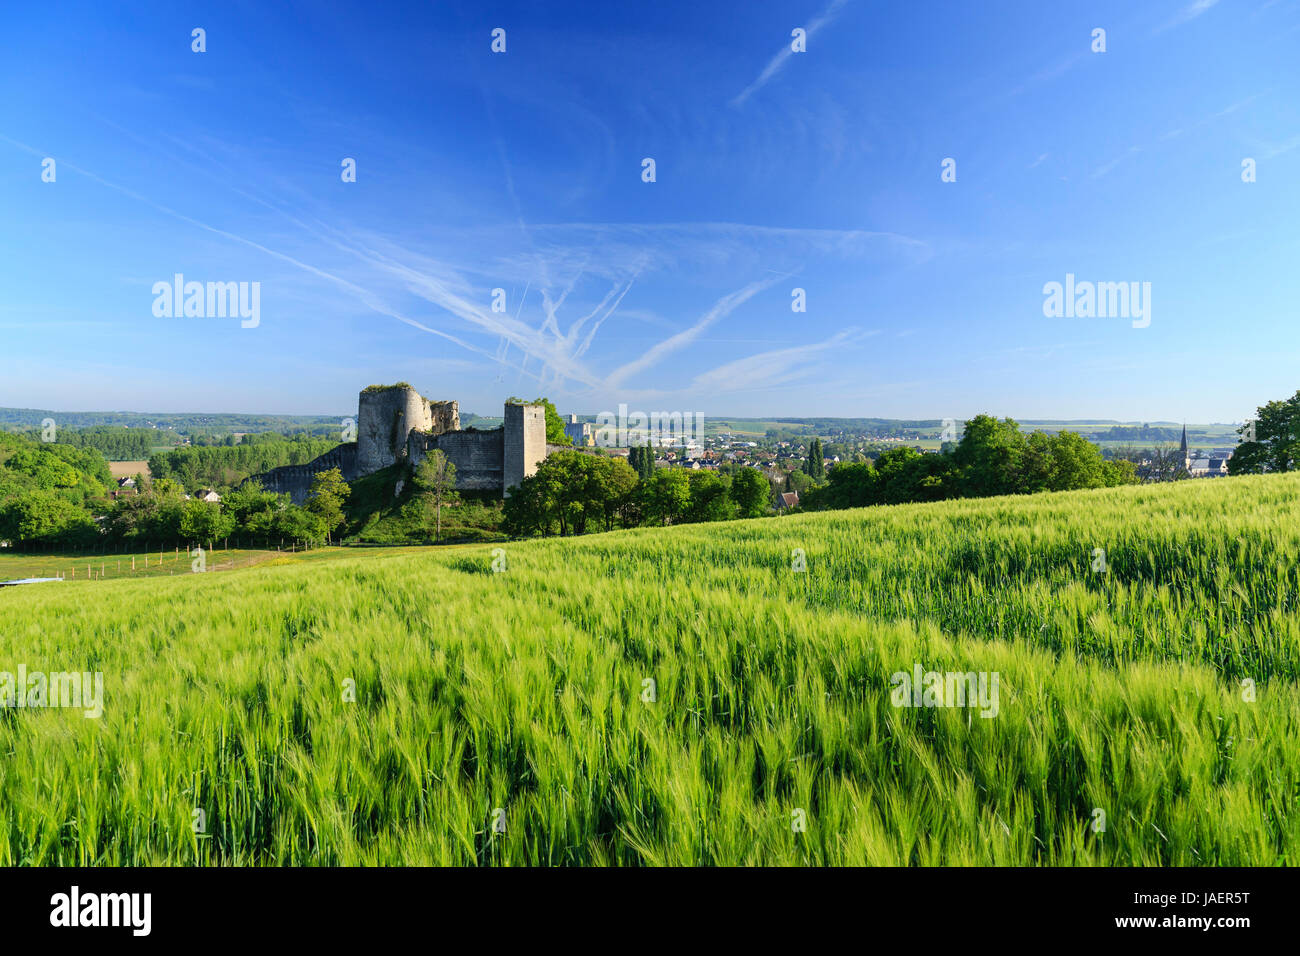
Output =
[
  {"x1": 357, "y1": 384, "x2": 458, "y2": 474},
  {"x1": 503, "y1": 402, "x2": 547, "y2": 494}
]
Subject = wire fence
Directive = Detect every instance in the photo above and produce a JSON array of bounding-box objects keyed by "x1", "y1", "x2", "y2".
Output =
[{"x1": 0, "y1": 540, "x2": 325, "y2": 582}]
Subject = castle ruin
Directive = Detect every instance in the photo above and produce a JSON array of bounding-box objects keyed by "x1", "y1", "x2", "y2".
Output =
[{"x1": 250, "y1": 384, "x2": 549, "y2": 503}]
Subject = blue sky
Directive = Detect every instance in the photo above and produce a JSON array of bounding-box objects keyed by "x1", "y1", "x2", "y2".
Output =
[{"x1": 1, "y1": 0, "x2": 1297, "y2": 422}]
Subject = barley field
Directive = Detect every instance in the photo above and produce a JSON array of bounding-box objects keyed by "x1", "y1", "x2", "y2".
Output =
[{"x1": 2, "y1": 474, "x2": 1298, "y2": 865}]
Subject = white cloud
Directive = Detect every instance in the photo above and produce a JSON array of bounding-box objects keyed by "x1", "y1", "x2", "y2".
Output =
[
  {"x1": 690, "y1": 328, "x2": 870, "y2": 392},
  {"x1": 731, "y1": 0, "x2": 853, "y2": 106},
  {"x1": 1155, "y1": 0, "x2": 1222, "y2": 33}
]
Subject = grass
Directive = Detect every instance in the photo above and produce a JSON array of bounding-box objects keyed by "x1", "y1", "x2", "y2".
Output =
[
  {"x1": 343, "y1": 464, "x2": 506, "y2": 545},
  {"x1": 1, "y1": 473, "x2": 1298, "y2": 865},
  {"x1": 0, "y1": 545, "x2": 328, "y2": 583}
]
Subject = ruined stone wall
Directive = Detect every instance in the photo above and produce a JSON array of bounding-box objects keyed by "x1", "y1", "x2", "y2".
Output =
[
  {"x1": 247, "y1": 443, "x2": 358, "y2": 505},
  {"x1": 408, "y1": 428, "x2": 505, "y2": 491},
  {"x1": 504, "y1": 403, "x2": 547, "y2": 494},
  {"x1": 246, "y1": 391, "x2": 551, "y2": 502},
  {"x1": 357, "y1": 384, "x2": 458, "y2": 474}
]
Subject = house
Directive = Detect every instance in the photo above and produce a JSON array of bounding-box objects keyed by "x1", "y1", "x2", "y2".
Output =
[
  {"x1": 775, "y1": 491, "x2": 799, "y2": 511},
  {"x1": 110, "y1": 477, "x2": 139, "y2": 500},
  {"x1": 195, "y1": 489, "x2": 222, "y2": 503},
  {"x1": 1187, "y1": 458, "x2": 1228, "y2": 478}
]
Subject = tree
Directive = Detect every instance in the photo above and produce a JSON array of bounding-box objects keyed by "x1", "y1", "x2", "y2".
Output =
[
  {"x1": 501, "y1": 450, "x2": 637, "y2": 537},
  {"x1": 305, "y1": 468, "x2": 350, "y2": 543},
  {"x1": 415, "y1": 450, "x2": 458, "y2": 542},
  {"x1": 502, "y1": 472, "x2": 553, "y2": 537},
  {"x1": 953, "y1": 415, "x2": 1029, "y2": 497},
  {"x1": 151, "y1": 477, "x2": 185, "y2": 499},
  {"x1": 803, "y1": 438, "x2": 825, "y2": 480},
  {"x1": 1230, "y1": 390, "x2": 1300, "y2": 474},
  {"x1": 592, "y1": 456, "x2": 639, "y2": 531},
  {"x1": 180, "y1": 500, "x2": 235, "y2": 547},
  {"x1": 276, "y1": 504, "x2": 326, "y2": 543},
  {"x1": 628, "y1": 444, "x2": 655, "y2": 481},
  {"x1": 785, "y1": 468, "x2": 815, "y2": 495},
  {"x1": 222, "y1": 481, "x2": 288, "y2": 537},
  {"x1": 0, "y1": 491, "x2": 96, "y2": 545},
  {"x1": 1044, "y1": 431, "x2": 1108, "y2": 491},
  {"x1": 684, "y1": 471, "x2": 731, "y2": 523},
  {"x1": 729, "y1": 467, "x2": 771, "y2": 518},
  {"x1": 1144, "y1": 443, "x2": 1185, "y2": 483},
  {"x1": 643, "y1": 469, "x2": 690, "y2": 525}
]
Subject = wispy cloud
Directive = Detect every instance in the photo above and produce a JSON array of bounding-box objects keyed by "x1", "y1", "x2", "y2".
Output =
[
  {"x1": 606, "y1": 277, "x2": 781, "y2": 387},
  {"x1": 690, "y1": 328, "x2": 869, "y2": 392},
  {"x1": 1155, "y1": 0, "x2": 1222, "y2": 33},
  {"x1": 1259, "y1": 133, "x2": 1300, "y2": 158},
  {"x1": 1, "y1": 130, "x2": 929, "y2": 398},
  {"x1": 730, "y1": 0, "x2": 852, "y2": 106}
]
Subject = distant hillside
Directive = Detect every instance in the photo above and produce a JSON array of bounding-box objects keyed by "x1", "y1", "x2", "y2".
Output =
[
  {"x1": 2, "y1": 406, "x2": 1243, "y2": 448},
  {"x1": 0, "y1": 406, "x2": 346, "y2": 434}
]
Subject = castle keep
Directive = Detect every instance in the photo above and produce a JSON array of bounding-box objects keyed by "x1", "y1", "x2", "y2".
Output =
[{"x1": 250, "y1": 384, "x2": 548, "y2": 503}]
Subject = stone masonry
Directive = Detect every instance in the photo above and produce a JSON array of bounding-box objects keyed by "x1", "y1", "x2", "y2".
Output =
[{"x1": 247, "y1": 384, "x2": 548, "y2": 503}]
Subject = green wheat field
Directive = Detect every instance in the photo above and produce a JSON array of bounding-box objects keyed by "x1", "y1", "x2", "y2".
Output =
[{"x1": 2, "y1": 473, "x2": 1299, "y2": 865}]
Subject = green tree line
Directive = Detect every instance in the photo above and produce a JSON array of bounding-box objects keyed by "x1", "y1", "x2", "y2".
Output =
[
  {"x1": 502, "y1": 450, "x2": 769, "y2": 537},
  {"x1": 50, "y1": 426, "x2": 164, "y2": 460},
  {"x1": 802, "y1": 416, "x2": 1137, "y2": 510},
  {"x1": 148, "y1": 437, "x2": 341, "y2": 492}
]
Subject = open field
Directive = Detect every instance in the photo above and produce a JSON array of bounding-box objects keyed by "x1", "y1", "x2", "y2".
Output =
[
  {"x1": 107, "y1": 460, "x2": 151, "y2": 479},
  {"x1": 0, "y1": 545, "x2": 330, "y2": 583},
  {"x1": 1, "y1": 474, "x2": 1298, "y2": 864}
]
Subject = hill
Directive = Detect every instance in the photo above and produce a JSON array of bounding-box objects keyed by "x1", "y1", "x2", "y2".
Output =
[{"x1": 1, "y1": 473, "x2": 1297, "y2": 864}]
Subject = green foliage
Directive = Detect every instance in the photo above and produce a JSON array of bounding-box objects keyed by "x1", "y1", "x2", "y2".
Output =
[
  {"x1": 683, "y1": 471, "x2": 732, "y2": 523},
  {"x1": 642, "y1": 468, "x2": 690, "y2": 526},
  {"x1": 503, "y1": 450, "x2": 638, "y2": 536},
  {"x1": 1230, "y1": 389, "x2": 1300, "y2": 475},
  {"x1": 340, "y1": 466, "x2": 502, "y2": 545},
  {"x1": 53, "y1": 426, "x2": 157, "y2": 460},
  {"x1": 803, "y1": 437, "x2": 825, "y2": 480},
  {"x1": 0, "y1": 432, "x2": 110, "y2": 502},
  {"x1": 179, "y1": 500, "x2": 237, "y2": 544},
  {"x1": 221, "y1": 482, "x2": 289, "y2": 538},
  {"x1": 729, "y1": 467, "x2": 771, "y2": 518},
  {"x1": 805, "y1": 416, "x2": 1136, "y2": 511},
  {"x1": 416, "y1": 451, "x2": 458, "y2": 542},
  {"x1": 0, "y1": 491, "x2": 98, "y2": 546},
  {"x1": 306, "y1": 468, "x2": 350, "y2": 541},
  {"x1": 628, "y1": 445, "x2": 655, "y2": 481},
  {"x1": 147, "y1": 438, "x2": 341, "y2": 493}
]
